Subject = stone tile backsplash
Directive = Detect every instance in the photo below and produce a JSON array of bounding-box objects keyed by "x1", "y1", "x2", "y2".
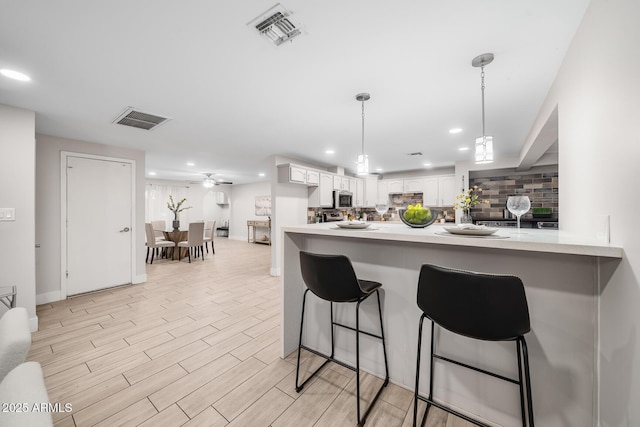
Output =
[{"x1": 469, "y1": 172, "x2": 558, "y2": 219}]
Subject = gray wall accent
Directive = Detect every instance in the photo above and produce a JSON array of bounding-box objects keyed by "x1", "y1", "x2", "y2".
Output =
[{"x1": 35, "y1": 134, "x2": 146, "y2": 303}]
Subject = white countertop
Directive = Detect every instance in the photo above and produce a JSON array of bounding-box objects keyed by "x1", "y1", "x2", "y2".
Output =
[{"x1": 282, "y1": 222, "x2": 623, "y2": 258}]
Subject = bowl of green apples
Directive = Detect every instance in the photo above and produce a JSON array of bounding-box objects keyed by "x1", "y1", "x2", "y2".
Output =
[{"x1": 398, "y1": 204, "x2": 439, "y2": 228}]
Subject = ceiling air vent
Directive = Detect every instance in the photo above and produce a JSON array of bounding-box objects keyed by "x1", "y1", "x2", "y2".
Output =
[
  {"x1": 112, "y1": 107, "x2": 171, "y2": 131},
  {"x1": 248, "y1": 3, "x2": 301, "y2": 46}
]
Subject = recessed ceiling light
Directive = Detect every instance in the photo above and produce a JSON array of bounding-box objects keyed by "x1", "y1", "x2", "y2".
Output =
[
  {"x1": 375, "y1": 168, "x2": 383, "y2": 172},
  {"x1": 325, "y1": 149, "x2": 335, "y2": 155},
  {"x1": 449, "y1": 128, "x2": 463, "y2": 134},
  {"x1": 423, "y1": 163, "x2": 432, "y2": 167},
  {"x1": 0, "y1": 69, "x2": 31, "y2": 82},
  {"x1": 458, "y1": 147, "x2": 470, "y2": 151},
  {"x1": 148, "y1": 171, "x2": 157, "y2": 176},
  {"x1": 186, "y1": 162, "x2": 195, "y2": 166},
  {"x1": 258, "y1": 173, "x2": 265, "y2": 177}
]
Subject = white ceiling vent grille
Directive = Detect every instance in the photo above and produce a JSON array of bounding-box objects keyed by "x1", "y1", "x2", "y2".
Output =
[
  {"x1": 112, "y1": 107, "x2": 171, "y2": 131},
  {"x1": 248, "y1": 3, "x2": 301, "y2": 46}
]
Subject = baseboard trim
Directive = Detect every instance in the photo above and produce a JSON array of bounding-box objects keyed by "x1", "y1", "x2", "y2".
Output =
[
  {"x1": 270, "y1": 267, "x2": 280, "y2": 277},
  {"x1": 133, "y1": 274, "x2": 147, "y2": 284},
  {"x1": 36, "y1": 290, "x2": 63, "y2": 305}
]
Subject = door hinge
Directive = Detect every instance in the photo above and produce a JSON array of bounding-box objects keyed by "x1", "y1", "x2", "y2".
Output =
[{"x1": 66, "y1": 270, "x2": 69, "y2": 278}]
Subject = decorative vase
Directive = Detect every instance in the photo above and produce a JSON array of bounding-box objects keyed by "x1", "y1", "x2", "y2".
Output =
[
  {"x1": 172, "y1": 220, "x2": 180, "y2": 231},
  {"x1": 461, "y1": 210, "x2": 473, "y2": 224}
]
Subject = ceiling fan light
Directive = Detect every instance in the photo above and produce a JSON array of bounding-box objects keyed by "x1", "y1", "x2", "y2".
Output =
[{"x1": 203, "y1": 177, "x2": 215, "y2": 188}]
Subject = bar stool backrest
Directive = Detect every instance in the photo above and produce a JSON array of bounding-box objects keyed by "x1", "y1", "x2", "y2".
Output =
[
  {"x1": 417, "y1": 264, "x2": 531, "y2": 341},
  {"x1": 299, "y1": 251, "x2": 363, "y2": 302}
]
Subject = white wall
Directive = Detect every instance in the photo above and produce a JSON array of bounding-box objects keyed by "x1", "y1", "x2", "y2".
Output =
[
  {"x1": 525, "y1": 0, "x2": 640, "y2": 425},
  {"x1": 228, "y1": 181, "x2": 271, "y2": 241},
  {"x1": 35, "y1": 134, "x2": 146, "y2": 304},
  {"x1": 0, "y1": 105, "x2": 36, "y2": 329}
]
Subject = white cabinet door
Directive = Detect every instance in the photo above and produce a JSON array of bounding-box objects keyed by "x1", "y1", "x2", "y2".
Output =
[
  {"x1": 319, "y1": 173, "x2": 334, "y2": 207},
  {"x1": 439, "y1": 175, "x2": 457, "y2": 206},
  {"x1": 364, "y1": 176, "x2": 378, "y2": 207},
  {"x1": 387, "y1": 179, "x2": 404, "y2": 193},
  {"x1": 377, "y1": 180, "x2": 389, "y2": 202},
  {"x1": 403, "y1": 178, "x2": 423, "y2": 192},
  {"x1": 423, "y1": 177, "x2": 439, "y2": 206},
  {"x1": 332, "y1": 175, "x2": 342, "y2": 191},
  {"x1": 355, "y1": 179, "x2": 364, "y2": 207},
  {"x1": 306, "y1": 170, "x2": 320, "y2": 186},
  {"x1": 290, "y1": 165, "x2": 307, "y2": 184}
]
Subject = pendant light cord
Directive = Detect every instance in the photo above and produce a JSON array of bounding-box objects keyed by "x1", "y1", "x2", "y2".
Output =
[
  {"x1": 480, "y1": 65, "x2": 486, "y2": 137},
  {"x1": 361, "y1": 100, "x2": 365, "y2": 155}
]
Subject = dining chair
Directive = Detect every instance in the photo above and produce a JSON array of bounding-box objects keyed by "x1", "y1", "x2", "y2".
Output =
[
  {"x1": 151, "y1": 220, "x2": 167, "y2": 257},
  {"x1": 203, "y1": 220, "x2": 216, "y2": 254},
  {"x1": 178, "y1": 222, "x2": 205, "y2": 262},
  {"x1": 145, "y1": 222, "x2": 176, "y2": 264}
]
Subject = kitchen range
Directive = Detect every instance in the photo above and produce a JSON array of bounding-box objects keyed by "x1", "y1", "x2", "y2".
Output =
[{"x1": 476, "y1": 219, "x2": 559, "y2": 229}]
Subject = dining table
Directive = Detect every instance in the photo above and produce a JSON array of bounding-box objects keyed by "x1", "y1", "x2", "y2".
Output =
[{"x1": 162, "y1": 230, "x2": 188, "y2": 260}]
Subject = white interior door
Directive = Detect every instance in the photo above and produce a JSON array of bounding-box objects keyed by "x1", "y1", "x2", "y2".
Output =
[{"x1": 66, "y1": 155, "x2": 133, "y2": 296}]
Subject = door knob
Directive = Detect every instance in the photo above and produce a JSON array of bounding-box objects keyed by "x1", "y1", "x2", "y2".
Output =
[{"x1": 120, "y1": 227, "x2": 130, "y2": 232}]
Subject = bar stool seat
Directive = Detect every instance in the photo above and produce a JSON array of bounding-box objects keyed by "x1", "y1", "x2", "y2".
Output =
[
  {"x1": 413, "y1": 264, "x2": 534, "y2": 427},
  {"x1": 296, "y1": 251, "x2": 389, "y2": 426}
]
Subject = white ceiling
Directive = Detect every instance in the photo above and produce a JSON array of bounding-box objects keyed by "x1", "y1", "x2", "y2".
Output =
[{"x1": 0, "y1": 1, "x2": 589, "y2": 184}]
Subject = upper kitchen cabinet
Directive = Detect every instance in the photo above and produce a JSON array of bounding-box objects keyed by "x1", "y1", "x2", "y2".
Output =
[
  {"x1": 423, "y1": 175, "x2": 456, "y2": 207},
  {"x1": 386, "y1": 179, "x2": 404, "y2": 194},
  {"x1": 355, "y1": 179, "x2": 364, "y2": 207},
  {"x1": 403, "y1": 178, "x2": 424, "y2": 192},
  {"x1": 363, "y1": 176, "x2": 378, "y2": 207},
  {"x1": 308, "y1": 172, "x2": 334, "y2": 208},
  {"x1": 377, "y1": 180, "x2": 389, "y2": 202},
  {"x1": 278, "y1": 164, "x2": 319, "y2": 186},
  {"x1": 438, "y1": 175, "x2": 456, "y2": 206},
  {"x1": 332, "y1": 175, "x2": 350, "y2": 191}
]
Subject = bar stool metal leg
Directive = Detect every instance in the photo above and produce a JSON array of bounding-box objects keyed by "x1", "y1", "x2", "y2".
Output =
[{"x1": 295, "y1": 288, "x2": 389, "y2": 426}]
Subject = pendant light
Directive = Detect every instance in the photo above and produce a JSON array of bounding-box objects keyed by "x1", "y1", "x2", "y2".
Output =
[
  {"x1": 356, "y1": 93, "x2": 370, "y2": 175},
  {"x1": 472, "y1": 53, "x2": 494, "y2": 164}
]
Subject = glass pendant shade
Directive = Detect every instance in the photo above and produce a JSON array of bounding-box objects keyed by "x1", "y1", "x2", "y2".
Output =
[
  {"x1": 475, "y1": 135, "x2": 494, "y2": 164},
  {"x1": 356, "y1": 154, "x2": 369, "y2": 175}
]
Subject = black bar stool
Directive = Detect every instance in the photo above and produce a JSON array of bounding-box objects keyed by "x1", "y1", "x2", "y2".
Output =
[
  {"x1": 296, "y1": 251, "x2": 389, "y2": 426},
  {"x1": 413, "y1": 264, "x2": 534, "y2": 427}
]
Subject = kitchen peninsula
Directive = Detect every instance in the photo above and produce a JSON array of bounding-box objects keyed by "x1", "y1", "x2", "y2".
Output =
[{"x1": 281, "y1": 223, "x2": 622, "y2": 427}]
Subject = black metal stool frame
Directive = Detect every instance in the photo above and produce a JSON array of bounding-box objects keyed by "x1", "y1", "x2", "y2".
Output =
[
  {"x1": 295, "y1": 287, "x2": 390, "y2": 426},
  {"x1": 413, "y1": 264, "x2": 534, "y2": 427},
  {"x1": 413, "y1": 317, "x2": 534, "y2": 427}
]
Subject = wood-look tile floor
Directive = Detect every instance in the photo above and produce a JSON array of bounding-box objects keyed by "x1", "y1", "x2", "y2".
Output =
[{"x1": 30, "y1": 238, "x2": 474, "y2": 427}]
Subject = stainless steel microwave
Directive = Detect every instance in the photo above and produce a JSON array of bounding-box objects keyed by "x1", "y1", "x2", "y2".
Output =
[{"x1": 333, "y1": 191, "x2": 353, "y2": 209}]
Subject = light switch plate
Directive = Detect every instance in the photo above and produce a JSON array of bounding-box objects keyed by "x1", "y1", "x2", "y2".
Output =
[{"x1": 0, "y1": 208, "x2": 15, "y2": 221}]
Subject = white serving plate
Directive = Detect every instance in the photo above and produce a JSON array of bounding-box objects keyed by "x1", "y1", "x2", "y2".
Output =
[
  {"x1": 443, "y1": 226, "x2": 499, "y2": 236},
  {"x1": 335, "y1": 221, "x2": 371, "y2": 229}
]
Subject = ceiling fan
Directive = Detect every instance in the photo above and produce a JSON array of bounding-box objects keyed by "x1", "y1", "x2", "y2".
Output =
[{"x1": 202, "y1": 173, "x2": 233, "y2": 188}]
